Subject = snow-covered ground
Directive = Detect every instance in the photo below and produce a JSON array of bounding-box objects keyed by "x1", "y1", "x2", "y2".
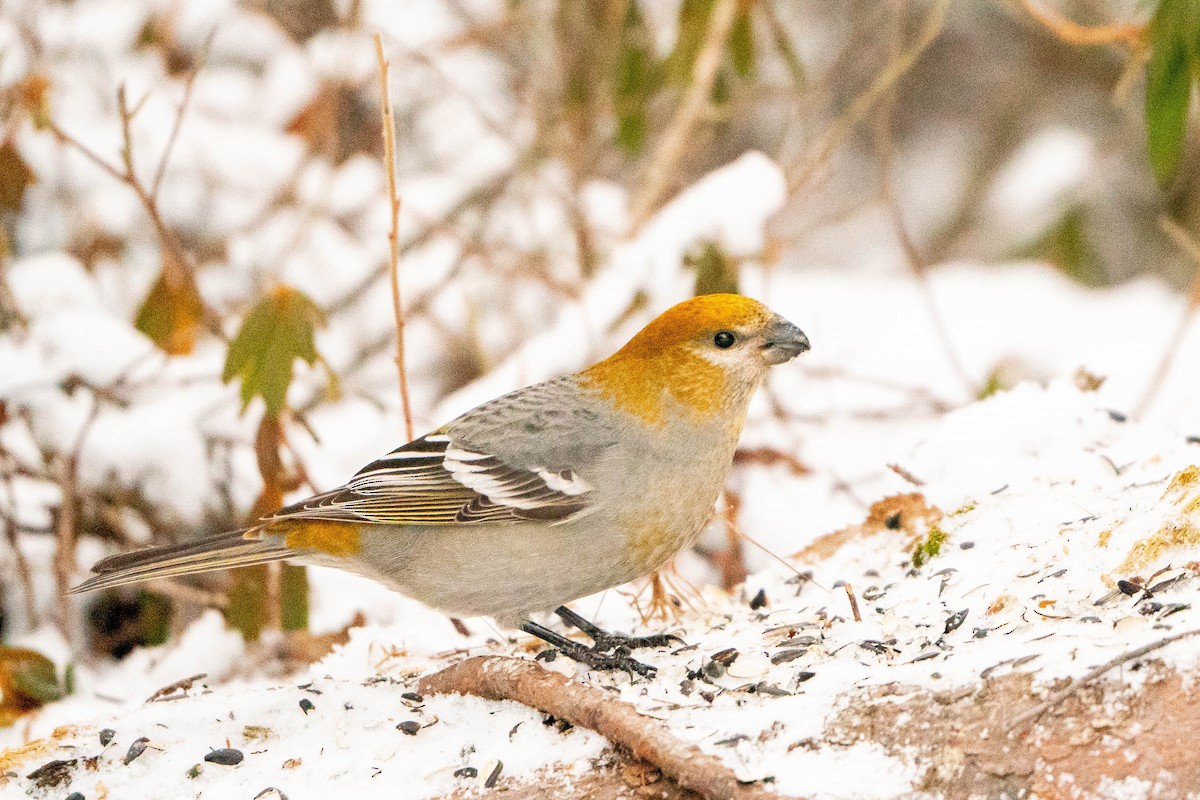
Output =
[
  {"x1": 3, "y1": 1, "x2": 1200, "y2": 797},
  {"x1": 4, "y1": 252, "x2": 1200, "y2": 798}
]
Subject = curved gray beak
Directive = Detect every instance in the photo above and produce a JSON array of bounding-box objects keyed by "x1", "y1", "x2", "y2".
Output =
[{"x1": 762, "y1": 317, "x2": 810, "y2": 365}]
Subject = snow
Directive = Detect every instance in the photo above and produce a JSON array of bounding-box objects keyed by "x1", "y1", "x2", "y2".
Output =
[
  {"x1": 5, "y1": 254, "x2": 1200, "y2": 797},
  {"x1": 3, "y1": 2, "x2": 1200, "y2": 798}
]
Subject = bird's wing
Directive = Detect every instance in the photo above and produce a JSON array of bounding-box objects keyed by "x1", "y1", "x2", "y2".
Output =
[{"x1": 269, "y1": 377, "x2": 616, "y2": 527}]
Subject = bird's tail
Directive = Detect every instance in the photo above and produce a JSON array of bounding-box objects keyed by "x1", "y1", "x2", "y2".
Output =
[{"x1": 69, "y1": 529, "x2": 291, "y2": 594}]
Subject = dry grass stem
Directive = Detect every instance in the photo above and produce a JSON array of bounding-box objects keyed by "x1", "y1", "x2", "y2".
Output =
[
  {"x1": 631, "y1": 0, "x2": 740, "y2": 228},
  {"x1": 1017, "y1": 0, "x2": 1145, "y2": 48},
  {"x1": 419, "y1": 656, "x2": 779, "y2": 800},
  {"x1": 1135, "y1": 217, "x2": 1200, "y2": 418},
  {"x1": 1006, "y1": 628, "x2": 1200, "y2": 732},
  {"x1": 786, "y1": 0, "x2": 950, "y2": 192},
  {"x1": 375, "y1": 32, "x2": 415, "y2": 442}
]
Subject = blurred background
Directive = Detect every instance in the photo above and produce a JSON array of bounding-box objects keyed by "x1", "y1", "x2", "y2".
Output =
[{"x1": 0, "y1": 0, "x2": 1197, "y2": 720}]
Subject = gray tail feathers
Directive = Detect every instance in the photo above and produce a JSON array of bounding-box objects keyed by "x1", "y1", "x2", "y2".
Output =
[{"x1": 69, "y1": 529, "x2": 291, "y2": 594}]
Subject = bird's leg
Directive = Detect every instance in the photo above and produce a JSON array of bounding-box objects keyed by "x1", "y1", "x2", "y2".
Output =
[
  {"x1": 553, "y1": 606, "x2": 684, "y2": 653},
  {"x1": 519, "y1": 620, "x2": 656, "y2": 677}
]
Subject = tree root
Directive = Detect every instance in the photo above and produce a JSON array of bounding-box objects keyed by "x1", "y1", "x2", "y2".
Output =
[{"x1": 418, "y1": 656, "x2": 785, "y2": 800}]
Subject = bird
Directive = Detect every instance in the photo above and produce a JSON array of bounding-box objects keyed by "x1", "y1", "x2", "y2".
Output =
[{"x1": 72, "y1": 294, "x2": 810, "y2": 674}]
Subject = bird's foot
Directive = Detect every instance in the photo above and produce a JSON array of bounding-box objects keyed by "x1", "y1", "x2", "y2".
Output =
[
  {"x1": 521, "y1": 618, "x2": 661, "y2": 677},
  {"x1": 553, "y1": 605, "x2": 685, "y2": 653},
  {"x1": 534, "y1": 638, "x2": 656, "y2": 677}
]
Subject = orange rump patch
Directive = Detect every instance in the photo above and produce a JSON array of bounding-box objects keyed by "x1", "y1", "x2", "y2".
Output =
[{"x1": 277, "y1": 520, "x2": 361, "y2": 557}]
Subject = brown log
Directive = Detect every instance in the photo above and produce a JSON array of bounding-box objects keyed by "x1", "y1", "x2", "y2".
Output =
[{"x1": 419, "y1": 656, "x2": 787, "y2": 800}]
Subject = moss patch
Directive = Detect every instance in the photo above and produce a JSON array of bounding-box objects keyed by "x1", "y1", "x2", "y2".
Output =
[{"x1": 912, "y1": 525, "x2": 948, "y2": 568}]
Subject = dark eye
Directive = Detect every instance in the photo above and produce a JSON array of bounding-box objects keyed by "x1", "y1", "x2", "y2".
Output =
[{"x1": 713, "y1": 331, "x2": 735, "y2": 349}]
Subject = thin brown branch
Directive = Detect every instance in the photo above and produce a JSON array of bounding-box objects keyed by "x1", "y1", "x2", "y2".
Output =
[
  {"x1": 786, "y1": 0, "x2": 950, "y2": 192},
  {"x1": 1006, "y1": 629, "x2": 1200, "y2": 732},
  {"x1": 725, "y1": 512, "x2": 810, "y2": 582},
  {"x1": 1016, "y1": 0, "x2": 1145, "y2": 48},
  {"x1": 887, "y1": 462, "x2": 925, "y2": 486},
  {"x1": 150, "y1": 28, "x2": 214, "y2": 200},
  {"x1": 1, "y1": 469, "x2": 38, "y2": 628},
  {"x1": 873, "y1": 54, "x2": 977, "y2": 397},
  {"x1": 48, "y1": 107, "x2": 222, "y2": 339},
  {"x1": 1135, "y1": 217, "x2": 1200, "y2": 418},
  {"x1": 146, "y1": 672, "x2": 207, "y2": 703},
  {"x1": 374, "y1": 33, "x2": 414, "y2": 442},
  {"x1": 53, "y1": 395, "x2": 100, "y2": 633},
  {"x1": 844, "y1": 582, "x2": 862, "y2": 622},
  {"x1": 419, "y1": 657, "x2": 783, "y2": 800},
  {"x1": 631, "y1": 0, "x2": 741, "y2": 228},
  {"x1": 758, "y1": 1, "x2": 807, "y2": 92}
]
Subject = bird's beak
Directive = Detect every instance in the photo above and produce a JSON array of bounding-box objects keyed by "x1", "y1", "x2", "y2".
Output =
[{"x1": 761, "y1": 317, "x2": 810, "y2": 365}]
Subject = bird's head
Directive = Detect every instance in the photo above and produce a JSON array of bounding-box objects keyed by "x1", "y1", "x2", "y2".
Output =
[{"x1": 582, "y1": 294, "x2": 809, "y2": 425}]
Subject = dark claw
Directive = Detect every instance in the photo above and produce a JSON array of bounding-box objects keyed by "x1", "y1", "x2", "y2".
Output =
[
  {"x1": 520, "y1": 617, "x2": 663, "y2": 677},
  {"x1": 590, "y1": 631, "x2": 686, "y2": 653}
]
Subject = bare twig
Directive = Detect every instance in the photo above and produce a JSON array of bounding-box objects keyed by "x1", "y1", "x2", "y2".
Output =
[
  {"x1": 887, "y1": 462, "x2": 925, "y2": 486},
  {"x1": 758, "y1": 2, "x2": 807, "y2": 92},
  {"x1": 48, "y1": 100, "x2": 221, "y2": 339},
  {"x1": 631, "y1": 0, "x2": 741, "y2": 228},
  {"x1": 1016, "y1": 0, "x2": 1145, "y2": 48},
  {"x1": 786, "y1": 0, "x2": 950, "y2": 192},
  {"x1": 374, "y1": 33, "x2": 414, "y2": 442},
  {"x1": 726, "y1": 513, "x2": 810, "y2": 582},
  {"x1": 419, "y1": 657, "x2": 781, "y2": 800},
  {"x1": 873, "y1": 39, "x2": 976, "y2": 397},
  {"x1": 150, "y1": 28, "x2": 215, "y2": 199},
  {"x1": 146, "y1": 672, "x2": 207, "y2": 703},
  {"x1": 1006, "y1": 629, "x2": 1200, "y2": 732},
  {"x1": 1135, "y1": 217, "x2": 1200, "y2": 418},
  {"x1": 844, "y1": 582, "x2": 862, "y2": 622},
  {"x1": 53, "y1": 394, "x2": 101, "y2": 632},
  {"x1": 1, "y1": 468, "x2": 38, "y2": 627}
]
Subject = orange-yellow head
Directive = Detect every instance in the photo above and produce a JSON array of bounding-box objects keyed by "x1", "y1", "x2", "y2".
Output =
[{"x1": 581, "y1": 294, "x2": 809, "y2": 425}]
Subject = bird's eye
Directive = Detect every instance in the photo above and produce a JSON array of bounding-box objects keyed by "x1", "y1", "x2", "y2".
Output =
[{"x1": 713, "y1": 331, "x2": 736, "y2": 349}]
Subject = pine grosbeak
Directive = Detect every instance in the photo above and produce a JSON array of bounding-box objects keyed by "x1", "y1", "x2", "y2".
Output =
[{"x1": 74, "y1": 294, "x2": 809, "y2": 673}]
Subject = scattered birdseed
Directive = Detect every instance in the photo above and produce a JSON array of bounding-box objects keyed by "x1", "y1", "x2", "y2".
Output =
[
  {"x1": 1117, "y1": 579, "x2": 1141, "y2": 596},
  {"x1": 299, "y1": 698, "x2": 315, "y2": 714},
  {"x1": 749, "y1": 588, "x2": 767, "y2": 610},
  {"x1": 26, "y1": 758, "x2": 75, "y2": 789},
  {"x1": 187, "y1": 764, "x2": 202, "y2": 779},
  {"x1": 204, "y1": 748, "x2": 244, "y2": 766},
  {"x1": 770, "y1": 648, "x2": 807, "y2": 665},
  {"x1": 944, "y1": 609, "x2": 969, "y2": 635},
  {"x1": 794, "y1": 671, "x2": 816, "y2": 683},
  {"x1": 65, "y1": 793, "x2": 84, "y2": 800},
  {"x1": 397, "y1": 721, "x2": 420, "y2": 736},
  {"x1": 483, "y1": 759, "x2": 503, "y2": 788},
  {"x1": 99, "y1": 728, "x2": 116, "y2": 746},
  {"x1": 453, "y1": 766, "x2": 478, "y2": 779},
  {"x1": 123, "y1": 737, "x2": 150, "y2": 765}
]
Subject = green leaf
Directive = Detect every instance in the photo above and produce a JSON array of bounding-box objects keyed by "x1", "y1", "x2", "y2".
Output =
[
  {"x1": 225, "y1": 565, "x2": 269, "y2": 642},
  {"x1": 728, "y1": 4, "x2": 755, "y2": 79},
  {"x1": 664, "y1": 0, "x2": 714, "y2": 85},
  {"x1": 0, "y1": 647, "x2": 64, "y2": 724},
  {"x1": 280, "y1": 564, "x2": 309, "y2": 632},
  {"x1": 1145, "y1": 0, "x2": 1197, "y2": 186},
  {"x1": 223, "y1": 285, "x2": 326, "y2": 418},
  {"x1": 613, "y1": 2, "x2": 661, "y2": 154},
  {"x1": 685, "y1": 240, "x2": 740, "y2": 296}
]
